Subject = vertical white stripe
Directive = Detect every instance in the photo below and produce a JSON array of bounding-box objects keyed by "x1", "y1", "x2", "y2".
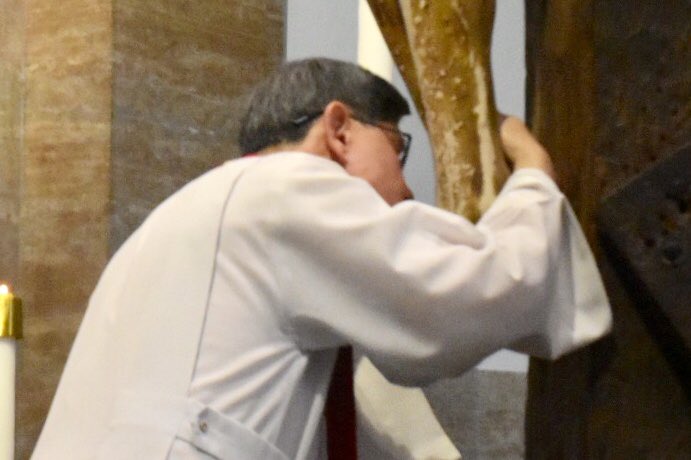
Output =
[
  {"x1": 357, "y1": 0, "x2": 394, "y2": 82},
  {"x1": 471, "y1": 54, "x2": 498, "y2": 213}
]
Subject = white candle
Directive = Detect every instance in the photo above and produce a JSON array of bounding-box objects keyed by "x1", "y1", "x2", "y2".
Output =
[
  {"x1": 355, "y1": 4, "x2": 462, "y2": 459},
  {"x1": 0, "y1": 284, "x2": 22, "y2": 460},
  {"x1": 357, "y1": 0, "x2": 393, "y2": 81}
]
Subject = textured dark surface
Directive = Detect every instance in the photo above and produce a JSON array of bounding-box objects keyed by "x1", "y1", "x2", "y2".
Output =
[
  {"x1": 599, "y1": 146, "x2": 691, "y2": 393},
  {"x1": 594, "y1": 1, "x2": 691, "y2": 198},
  {"x1": 526, "y1": 0, "x2": 691, "y2": 458}
]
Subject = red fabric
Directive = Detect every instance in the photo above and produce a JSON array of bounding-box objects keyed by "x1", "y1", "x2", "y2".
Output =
[{"x1": 325, "y1": 347, "x2": 357, "y2": 460}]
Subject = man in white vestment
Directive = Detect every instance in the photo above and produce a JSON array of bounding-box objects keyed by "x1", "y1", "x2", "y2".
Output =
[{"x1": 33, "y1": 58, "x2": 611, "y2": 459}]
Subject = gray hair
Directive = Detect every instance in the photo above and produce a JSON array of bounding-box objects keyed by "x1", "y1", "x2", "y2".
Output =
[{"x1": 238, "y1": 58, "x2": 410, "y2": 153}]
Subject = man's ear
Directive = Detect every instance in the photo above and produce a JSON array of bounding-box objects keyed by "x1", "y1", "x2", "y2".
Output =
[{"x1": 322, "y1": 101, "x2": 352, "y2": 165}]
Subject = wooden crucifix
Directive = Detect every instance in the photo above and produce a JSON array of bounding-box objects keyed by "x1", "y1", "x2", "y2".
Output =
[{"x1": 367, "y1": 0, "x2": 510, "y2": 221}]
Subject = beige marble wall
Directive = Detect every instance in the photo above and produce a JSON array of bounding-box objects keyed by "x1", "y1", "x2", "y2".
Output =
[
  {"x1": 1, "y1": 1, "x2": 285, "y2": 457},
  {"x1": 15, "y1": 0, "x2": 113, "y2": 457},
  {"x1": 0, "y1": 0, "x2": 23, "y2": 286},
  {"x1": 111, "y1": 0, "x2": 285, "y2": 249}
]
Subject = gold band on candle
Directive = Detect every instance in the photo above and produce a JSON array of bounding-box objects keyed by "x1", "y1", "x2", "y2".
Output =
[{"x1": 0, "y1": 293, "x2": 22, "y2": 340}]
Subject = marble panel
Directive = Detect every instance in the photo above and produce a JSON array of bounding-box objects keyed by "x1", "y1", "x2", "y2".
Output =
[
  {"x1": 17, "y1": 1, "x2": 113, "y2": 457},
  {"x1": 112, "y1": 102, "x2": 243, "y2": 176},
  {"x1": 111, "y1": 0, "x2": 284, "y2": 249},
  {"x1": 0, "y1": 0, "x2": 24, "y2": 283},
  {"x1": 16, "y1": 311, "x2": 84, "y2": 459},
  {"x1": 11, "y1": 1, "x2": 285, "y2": 457},
  {"x1": 24, "y1": 0, "x2": 112, "y2": 122},
  {"x1": 117, "y1": 0, "x2": 284, "y2": 66},
  {"x1": 20, "y1": 120, "x2": 110, "y2": 313}
]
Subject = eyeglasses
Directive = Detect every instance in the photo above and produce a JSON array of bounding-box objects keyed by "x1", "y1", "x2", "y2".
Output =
[
  {"x1": 291, "y1": 111, "x2": 412, "y2": 168},
  {"x1": 351, "y1": 116, "x2": 412, "y2": 168}
]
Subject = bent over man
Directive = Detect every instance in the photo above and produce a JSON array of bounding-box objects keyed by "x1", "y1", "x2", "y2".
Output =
[{"x1": 33, "y1": 58, "x2": 611, "y2": 459}]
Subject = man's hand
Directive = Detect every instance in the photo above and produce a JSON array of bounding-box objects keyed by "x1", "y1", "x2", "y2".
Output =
[{"x1": 500, "y1": 116, "x2": 556, "y2": 181}]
